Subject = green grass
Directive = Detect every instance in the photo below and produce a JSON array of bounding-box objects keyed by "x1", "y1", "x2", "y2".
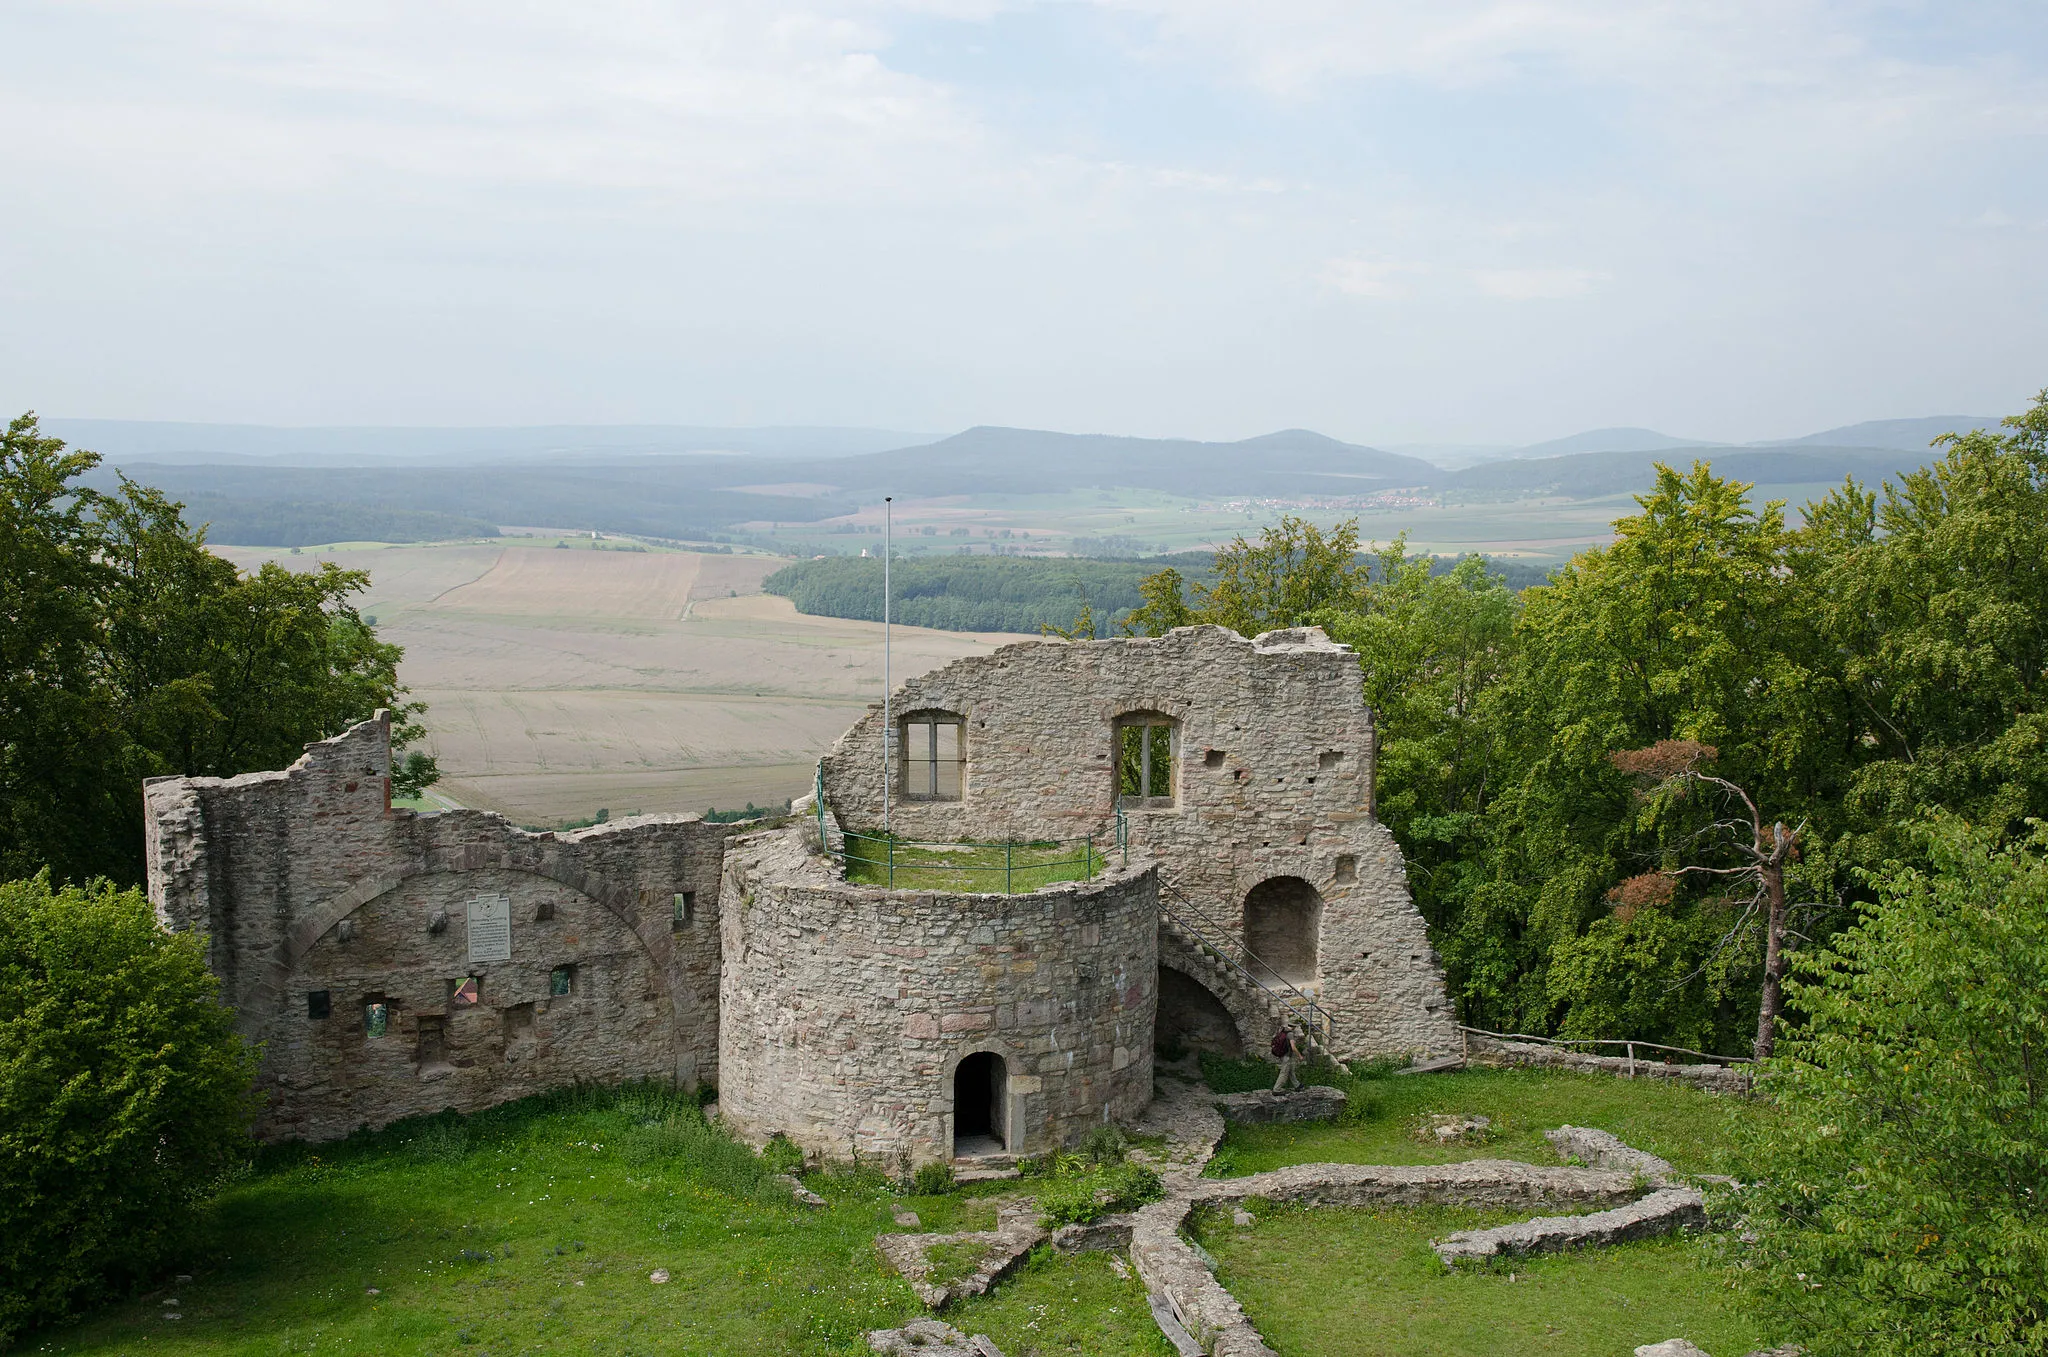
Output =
[
  {"x1": 1194, "y1": 1201, "x2": 1779, "y2": 1357},
  {"x1": 1203, "y1": 1063, "x2": 1747, "y2": 1179},
  {"x1": 28, "y1": 1086, "x2": 1166, "y2": 1357},
  {"x1": 840, "y1": 832, "x2": 1108, "y2": 893}
]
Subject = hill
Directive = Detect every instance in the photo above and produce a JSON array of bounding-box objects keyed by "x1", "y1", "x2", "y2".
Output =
[
  {"x1": 1758, "y1": 414, "x2": 2002, "y2": 451},
  {"x1": 1510, "y1": 427, "x2": 1724, "y2": 458},
  {"x1": 1443, "y1": 445, "x2": 1926, "y2": 500}
]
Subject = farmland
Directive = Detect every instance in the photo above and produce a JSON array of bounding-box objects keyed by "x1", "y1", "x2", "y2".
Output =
[{"x1": 215, "y1": 537, "x2": 1019, "y2": 826}]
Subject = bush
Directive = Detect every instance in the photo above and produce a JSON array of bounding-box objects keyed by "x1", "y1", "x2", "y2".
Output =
[
  {"x1": 0, "y1": 875, "x2": 257, "y2": 1342},
  {"x1": 909, "y1": 1160, "x2": 958, "y2": 1196},
  {"x1": 1723, "y1": 821, "x2": 2048, "y2": 1355},
  {"x1": 1036, "y1": 1161, "x2": 1164, "y2": 1227}
]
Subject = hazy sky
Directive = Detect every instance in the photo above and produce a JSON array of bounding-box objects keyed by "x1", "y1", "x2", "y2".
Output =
[{"x1": 3, "y1": 2, "x2": 2045, "y2": 444}]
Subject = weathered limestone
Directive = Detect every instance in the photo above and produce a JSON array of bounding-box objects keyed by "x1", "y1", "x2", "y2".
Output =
[
  {"x1": 148, "y1": 623, "x2": 1462, "y2": 1151},
  {"x1": 1468, "y1": 1036, "x2": 1752, "y2": 1093},
  {"x1": 866, "y1": 1319, "x2": 1007, "y2": 1357},
  {"x1": 1186, "y1": 1159, "x2": 1641, "y2": 1211},
  {"x1": 1433, "y1": 1187, "x2": 1707, "y2": 1264},
  {"x1": 873, "y1": 1201, "x2": 1049, "y2": 1308},
  {"x1": 1131, "y1": 1196, "x2": 1278, "y2": 1357},
  {"x1": 821, "y1": 626, "x2": 1459, "y2": 1062},
  {"x1": 144, "y1": 713, "x2": 726, "y2": 1141},
  {"x1": 1214, "y1": 1087, "x2": 1347, "y2": 1125},
  {"x1": 1547, "y1": 1125, "x2": 1676, "y2": 1181},
  {"x1": 718, "y1": 826, "x2": 1156, "y2": 1165}
]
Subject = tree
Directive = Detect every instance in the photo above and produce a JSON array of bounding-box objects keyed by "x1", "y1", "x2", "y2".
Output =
[
  {"x1": 1606, "y1": 740, "x2": 1800, "y2": 1058},
  {"x1": 1124, "y1": 515, "x2": 1365, "y2": 637},
  {"x1": 1725, "y1": 819, "x2": 2048, "y2": 1355},
  {"x1": 0, "y1": 875, "x2": 257, "y2": 1343},
  {"x1": 0, "y1": 413, "x2": 438, "y2": 886}
]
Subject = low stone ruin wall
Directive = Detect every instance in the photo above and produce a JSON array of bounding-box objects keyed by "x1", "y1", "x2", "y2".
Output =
[{"x1": 1467, "y1": 1037, "x2": 1753, "y2": 1094}]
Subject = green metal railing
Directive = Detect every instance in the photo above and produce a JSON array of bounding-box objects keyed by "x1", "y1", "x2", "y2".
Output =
[{"x1": 813, "y1": 764, "x2": 1127, "y2": 893}]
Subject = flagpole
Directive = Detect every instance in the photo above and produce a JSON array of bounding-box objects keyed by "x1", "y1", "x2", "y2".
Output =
[{"x1": 883, "y1": 496, "x2": 892, "y2": 835}]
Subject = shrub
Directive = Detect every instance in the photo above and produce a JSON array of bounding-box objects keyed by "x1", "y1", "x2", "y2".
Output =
[
  {"x1": 0, "y1": 875, "x2": 257, "y2": 1342},
  {"x1": 909, "y1": 1160, "x2": 957, "y2": 1196},
  {"x1": 1723, "y1": 821, "x2": 2048, "y2": 1355},
  {"x1": 1036, "y1": 1161, "x2": 1163, "y2": 1227}
]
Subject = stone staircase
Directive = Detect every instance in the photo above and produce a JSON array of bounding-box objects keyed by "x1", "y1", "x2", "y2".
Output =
[{"x1": 1156, "y1": 889, "x2": 1334, "y2": 1061}]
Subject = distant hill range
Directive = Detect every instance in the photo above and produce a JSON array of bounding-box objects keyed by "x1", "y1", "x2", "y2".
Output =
[{"x1": 51, "y1": 412, "x2": 2003, "y2": 547}]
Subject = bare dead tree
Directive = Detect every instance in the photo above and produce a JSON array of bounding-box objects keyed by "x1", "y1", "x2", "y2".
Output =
[{"x1": 1608, "y1": 740, "x2": 1799, "y2": 1060}]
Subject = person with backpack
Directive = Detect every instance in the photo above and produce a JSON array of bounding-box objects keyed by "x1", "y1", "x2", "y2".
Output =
[{"x1": 1271, "y1": 1024, "x2": 1302, "y2": 1092}]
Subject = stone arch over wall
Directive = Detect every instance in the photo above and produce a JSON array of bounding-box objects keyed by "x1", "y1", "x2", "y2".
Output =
[
  {"x1": 1157, "y1": 927, "x2": 1267, "y2": 1058},
  {"x1": 1155, "y1": 963, "x2": 1245, "y2": 1057},
  {"x1": 246, "y1": 850, "x2": 678, "y2": 1038},
  {"x1": 1243, "y1": 875, "x2": 1323, "y2": 985}
]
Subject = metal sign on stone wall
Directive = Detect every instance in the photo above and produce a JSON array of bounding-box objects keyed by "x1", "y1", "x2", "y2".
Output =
[{"x1": 466, "y1": 893, "x2": 513, "y2": 964}]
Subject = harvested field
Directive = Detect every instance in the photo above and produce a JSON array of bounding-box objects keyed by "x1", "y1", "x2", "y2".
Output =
[{"x1": 214, "y1": 540, "x2": 1020, "y2": 826}]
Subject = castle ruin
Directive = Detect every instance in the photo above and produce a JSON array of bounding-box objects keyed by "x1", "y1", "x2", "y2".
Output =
[{"x1": 147, "y1": 624, "x2": 1457, "y2": 1159}]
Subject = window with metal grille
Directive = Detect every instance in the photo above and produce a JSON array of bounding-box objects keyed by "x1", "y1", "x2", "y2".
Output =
[
  {"x1": 899, "y1": 712, "x2": 964, "y2": 801},
  {"x1": 1116, "y1": 715, "x2": 1177, "y2": 808}
]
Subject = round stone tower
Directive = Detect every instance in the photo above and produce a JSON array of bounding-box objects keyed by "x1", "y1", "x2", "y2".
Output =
[{"x1": 716, "y1": 826, "x2": 1156, "y2": 1166}]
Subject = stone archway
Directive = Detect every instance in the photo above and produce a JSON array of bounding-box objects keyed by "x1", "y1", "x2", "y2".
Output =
[
  {"x1": 1156, "y1": 964, "x2": 1243, "y2": 1058},
  {"x1": 1243, "y1": 876, "x2": 1322, "y2": 986}
]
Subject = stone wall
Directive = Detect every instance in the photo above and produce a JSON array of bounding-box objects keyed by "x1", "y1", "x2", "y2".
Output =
[
  {"x1": 717, "y1": 826, "x2": 1157, "y2": 1166},
  {"x1": 144, "y1": 713, "x2": 729, "y2": 1142},
  {"x1": 819, "y1": 625, "x2": 1457, "y2": 1061}
]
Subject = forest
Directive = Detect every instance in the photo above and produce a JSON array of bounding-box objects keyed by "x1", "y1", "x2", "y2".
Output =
[
  {"x1": 765, "y1": 551, "x2": 1552, "y2": 635},
  {"x1": 1128, "y1": 393, "x2": 2048, "y2": 1060}
]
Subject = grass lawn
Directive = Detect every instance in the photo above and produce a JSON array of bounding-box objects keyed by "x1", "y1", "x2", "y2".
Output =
[
  {"x1": 840, "y1": 832, "x2": 1108, "y2": 893},
  {"x1": 1201, "y1": 1059, "x2": 1746, "y2": 1179},
  {"x1": 1194, "y1": 1201, "x2": 1778, "y2": 1357},
  {"x1": 28, "y1": 1086, "x2": 1167, "y2": 1357}
]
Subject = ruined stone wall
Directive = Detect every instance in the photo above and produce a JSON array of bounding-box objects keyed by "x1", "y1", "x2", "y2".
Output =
[
  {"x1": 717, "y1": 826, "x2": 1157, "y2": 1166},
  {"x1": 819, "y1": 626, "x2": 1458, "y2": 1061},
  {"x1": 144, "y1": 713, "x2": 728, "y2": 1142}
]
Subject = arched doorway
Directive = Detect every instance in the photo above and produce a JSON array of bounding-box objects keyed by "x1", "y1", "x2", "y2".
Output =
[
  {"x1": 1243, "y1": 877, "x2": 1322, "y2": 986},
  {"x1": 953, "y1": 1051, "x2": 1008, "y2": 1156},
  {"x1": 1155, "y1": 965, "x2": 1243, "y2": 1058}
]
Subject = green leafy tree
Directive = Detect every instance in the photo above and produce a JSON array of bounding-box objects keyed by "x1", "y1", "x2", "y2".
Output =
[
  {"x1": 1316, "y1": 542, "x2": 1518, "y2": 939},
  {"x1": 0, "y1": 875, "x2": 257, "y2": 1343},
  {"x1": 1725, "y1": 819, "x2": 2048, "y2": 1355},
  {"x1": 1796, "y1": 391, "x2": 2048, "y2": 864},
  {"x1": 1125, "y1": 515, "x2": 1365, "y2": 637},
  {"x1": 0, "y1": 413, "x2": 437, "y2": 886}
]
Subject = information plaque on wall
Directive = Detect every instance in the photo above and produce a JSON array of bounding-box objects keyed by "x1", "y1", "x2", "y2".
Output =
[{"x1": 466, "y1": 893, "x2": 513, "y2": 964}]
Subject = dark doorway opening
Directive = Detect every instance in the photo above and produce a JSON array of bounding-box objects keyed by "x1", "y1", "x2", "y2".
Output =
[{"x1": 953, "y1": 1051, "x2": 1008, "y2": 1156}]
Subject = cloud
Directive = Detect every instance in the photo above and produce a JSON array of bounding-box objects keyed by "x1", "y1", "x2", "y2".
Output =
[
  {"x1": 1470, "y1": 267, "x2": 1609, "y2": 300},
  {"x1": 1320, "y1": 258, "x2": 1426, "y2": 298}
]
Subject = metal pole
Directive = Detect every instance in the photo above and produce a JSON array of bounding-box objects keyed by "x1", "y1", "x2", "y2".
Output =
[{"x1": 883, "y1": 496, "x2": 892, "y2": 835}]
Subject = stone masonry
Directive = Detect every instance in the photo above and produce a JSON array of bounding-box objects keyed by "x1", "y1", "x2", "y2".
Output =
[
  {"x1": 145, "y1": 713, "x2": 727, "y2": 1142},
  {"x1": 821, "y1": 625, "x2": 1458, "y2": 1062},
  {"x1": 146, "y1": 623, "x2": 1459, "y2": 1148},
  {"x1": 716, "y1": 824, "x2": 1156, "y2": 1164}
]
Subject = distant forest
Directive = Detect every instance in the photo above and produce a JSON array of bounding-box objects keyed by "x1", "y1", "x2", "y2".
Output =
[
  {"x1": 764, "y1": 552, "x2": 1549, "y2": 635},
  {"x1": 180, "y1": 495, "x2": 500, "y2": 547}
]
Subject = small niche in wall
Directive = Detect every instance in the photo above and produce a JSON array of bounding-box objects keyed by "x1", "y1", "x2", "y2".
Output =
[
  {"x1": 1319, "y1": 750, "x2": 1343, "y2": 771},
  {"x1": 534, "y1": 899, "x2": 555, "y2": 922},
  {"x1": 1334, "y1": 855, "x2": 1358, "y2": 884},
  {"x1": 307, "y1": 990, "x2": 331, "y2": 1020},
  {"x1": 363, "y1": 997, "x2": 389, "y2": 1039},
  {"x1": 417, "y1": 1015, "x2": 449, "y2": 1072},
  {"x1": 672, "y1": 891, "x2": 695, "y2": 930},
  {"x1": 1204, "y1": 749, "x2": 1226, "y2": 769},
  {"x1": 550, "y1": 965, "x2": 576, "y2": 998},
  {"x1": 503, "y1": 1002, "x2": 535, "y2": 1044},
  {"x1": 449, "y1": 976, "x2": 481, "y2": 1007}
]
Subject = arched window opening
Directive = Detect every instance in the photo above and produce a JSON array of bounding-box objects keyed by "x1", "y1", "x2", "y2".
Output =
[
  {"x1": 900, "y1": 711, "x2": 964, "y2": 801},
  {"x1": 953, "y1": 1051, "x2": 1008, "y2": 1155},
  {"x1": 1243, "y1": 877, "x2": 1323, "y2": 986},
  {"x1": 1116, "y1": 713, "x2": 1177, "y2": 809}
]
